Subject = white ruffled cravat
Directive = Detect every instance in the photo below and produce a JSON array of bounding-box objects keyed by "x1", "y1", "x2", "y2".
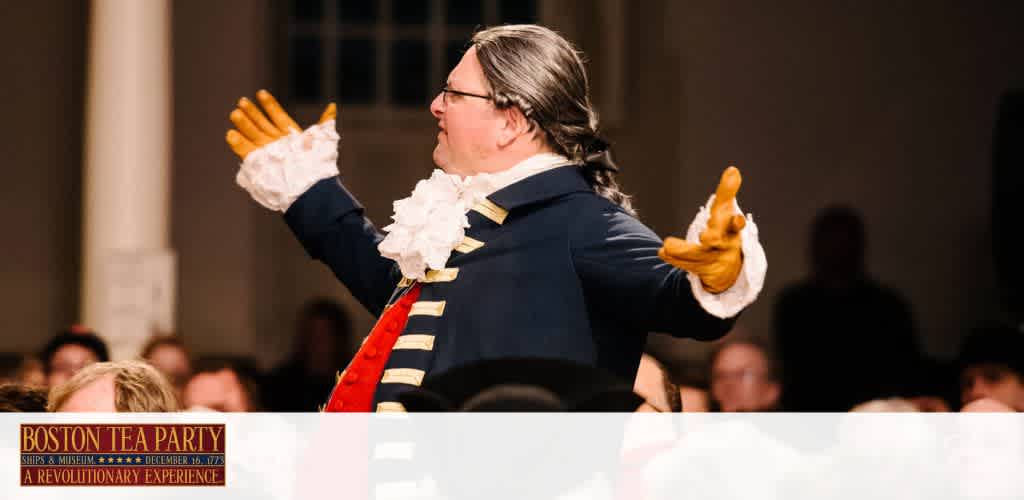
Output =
[{"x1": 377, "y1": 153, "x2": 570, "y2": 280}]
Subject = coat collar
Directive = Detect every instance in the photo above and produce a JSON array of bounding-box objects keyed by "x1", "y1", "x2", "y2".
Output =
[{"x1": 486, "y1": 164, "x2": 593, "y2": 212}]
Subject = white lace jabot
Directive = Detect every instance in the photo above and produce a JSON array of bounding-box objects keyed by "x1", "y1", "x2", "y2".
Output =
[{"x1": 377, "y1": 153, "x2": 570, "y2": 280}]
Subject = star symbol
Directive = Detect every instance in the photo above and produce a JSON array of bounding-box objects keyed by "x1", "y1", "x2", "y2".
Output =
[
  {"x1": 98, "y1": 457, "x2": 105, "y2": 464},
  {"x1": 116, "y1": 457, "x2": 123, "y2": 464},
  {"x1": 135, "y1": 457, "x2": 142, "y2": 464}
]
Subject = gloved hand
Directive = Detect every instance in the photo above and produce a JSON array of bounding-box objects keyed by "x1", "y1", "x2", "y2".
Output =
[
  {"x1": 659, "y1": 166, "x2": 746, "y2": 293},
  {"x1": 225, "y1": 89, "x2": 336, "y2": 159}
]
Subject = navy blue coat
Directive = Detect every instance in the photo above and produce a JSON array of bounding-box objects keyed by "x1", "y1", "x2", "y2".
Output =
[{"x1": 285, "y1": 166, "x2": 737, "y2": 409}]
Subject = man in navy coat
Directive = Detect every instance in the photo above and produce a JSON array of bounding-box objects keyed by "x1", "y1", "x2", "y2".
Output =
[{"x1": 226, "y1": 25, "x2": 766, "y2": 411}]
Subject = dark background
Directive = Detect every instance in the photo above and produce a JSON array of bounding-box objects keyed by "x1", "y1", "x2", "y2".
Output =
[{"x1": 2, "y1": 0, "x2": 1023, "y2": 369}]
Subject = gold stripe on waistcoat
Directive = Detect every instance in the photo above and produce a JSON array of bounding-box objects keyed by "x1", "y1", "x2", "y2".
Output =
[
  {"x1": 381, "y1": 368, "x2": 426, "y2": 386},
  {"x1": 376, "y1": 402, "x2": 407, "y2": 412},
  {"x1": 409, "y1": 301, "x2": 445, "y2": 317},
  {"x1": 393, "y1": 334, "x2": 435, "y2": 351}
]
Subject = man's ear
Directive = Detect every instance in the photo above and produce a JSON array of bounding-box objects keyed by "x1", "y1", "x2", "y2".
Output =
[{"x1": 496, "y1": 106, "x2": 530, "y2": 148}]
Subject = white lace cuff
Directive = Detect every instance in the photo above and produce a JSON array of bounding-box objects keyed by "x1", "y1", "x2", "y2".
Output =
[
  {"x1": 684, "y1": 195, "x2": 767, "y2": 319},
  {"x1": 235, "y1": 120, "x2": 340, "y2": 212}
]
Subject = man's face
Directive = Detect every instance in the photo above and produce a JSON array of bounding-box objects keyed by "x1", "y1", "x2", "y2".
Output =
[
  {"x1": 182, "y1": 369, "x2": 251, "y2": 412},
  {"x1": 960, "y1": 363, "x2": 1024, "y2": 411},
  {"x1": 146, "y1": 344, "x2": 192, "y2": 391},
  {"x1": 56, "y1": 374, "x2": 117, "y2": 412},
  {"x1": 429, "y1": 46, "x2": 505, "y2": 177},
  {"x1": 710, "y1": 343, "x2": 780, "y2": 412},
  {"x1": 48, "y1": 344, "x2": 100, "y2": 387}
]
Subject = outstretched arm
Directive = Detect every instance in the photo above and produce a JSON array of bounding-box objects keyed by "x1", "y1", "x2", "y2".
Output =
[
  {"x1": 224, "y1": 91, "x2": 398, "y2": 315},
  {"x1": 571, "y1": 205, "x2": 737, "y2": 339}
]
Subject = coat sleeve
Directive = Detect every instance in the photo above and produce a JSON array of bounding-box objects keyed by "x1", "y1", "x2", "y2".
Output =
[
  {"x1": 283, "y1": 177, "x2": 400, "y2": 316},
  {"x1": 570, "y1": 204, "x2": 738, "y2": 340}
]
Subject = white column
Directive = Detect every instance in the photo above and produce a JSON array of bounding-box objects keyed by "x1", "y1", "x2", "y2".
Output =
[{"x1": 81, "y1": 0, "x2": 175, "y2": 361}]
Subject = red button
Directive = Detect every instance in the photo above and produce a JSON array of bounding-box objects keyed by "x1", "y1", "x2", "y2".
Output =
[
  {"x1": 343, "y1": 373, "x2": 359, "y2": 385},
  {"x1": 364, "y1": 347, "x2": 378, "y2": 359}
]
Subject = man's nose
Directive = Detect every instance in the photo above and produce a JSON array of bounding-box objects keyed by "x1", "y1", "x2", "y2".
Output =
[{"x1": 430, "y1": 92, "x2": 444, "y2": 118}]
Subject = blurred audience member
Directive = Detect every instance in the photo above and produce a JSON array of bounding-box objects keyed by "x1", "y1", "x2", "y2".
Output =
[
  {"x1": 141, "y1": 334, "x2": 192, "y2": 396},
  {"x1": 961, "y1": 397, "x2": 1015, "y2": 412},
  {"x1": 958, "y1": 325, "x2": 1024, "y2": 411},
  {"x1": 671, "y1": 359, "x2": 711, "y2": 412},
  {"x1": 906, "y1": 395, "x2": 951, "y2": 412},
  {"x1": 184, "y1": 360, "x2": 260, "y2": 412},
  {"x1": 709, "y1": 339, "x2": 781, "y2": 412},
  {"x1": 775, "y1": 206, "x2": 922, "y2": 411},
  {"x1": 264, "y1": 298, "x2": 355, "y2": 411},
  {"x1": 398, "y1": 358, "x2": 641, "y2": 411},
  {"x1": 850, "y1": 398, "x2": 919, "y2": 412},
  {"x1": 48, "y1": 360, "x2": 179, "y2": 412},
  {"x1": 41, "y1": 327, "x2": 110, "y2": 387},
  {"x1": 633, "y1": 353, "x2": 681, "y2": 412},
  {"x1": 679, "y1": 386, "x2": 709, "y2": 412},
  {"x1": 641, "y1": 336, "x2": 710, "y2": 412},
  {"x1": 0, "y1": 383, "x2": 48, "y2": 412},
  {"x1": 17, "y1": 356, "x2": 46, "y2": 387}
]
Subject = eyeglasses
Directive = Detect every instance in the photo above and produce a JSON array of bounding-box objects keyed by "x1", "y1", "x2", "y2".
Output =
[{"x1": 440, "y1": 85, "x2": 492, "y2": 105}]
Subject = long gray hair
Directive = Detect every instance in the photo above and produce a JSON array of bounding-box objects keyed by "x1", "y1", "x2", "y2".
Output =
[{"x1": 471, "y1": 25, "x2": 635, "y2": 215}]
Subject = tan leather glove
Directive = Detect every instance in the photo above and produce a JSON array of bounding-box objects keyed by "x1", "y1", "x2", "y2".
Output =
[
  {"x1": 659, "y1": 166, "x2": 746, "y2": 293},
  {"x1": 225, "y1": 89, "x2": 336, "y2": 159}
]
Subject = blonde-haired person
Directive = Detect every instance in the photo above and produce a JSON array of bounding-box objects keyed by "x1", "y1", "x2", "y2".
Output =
[
  {"x1": 48, "y1": 360, "x2": 179, "y2": 412},
  {"x1": 850, "y1": 398, "x2": 920, "y2": 412}
]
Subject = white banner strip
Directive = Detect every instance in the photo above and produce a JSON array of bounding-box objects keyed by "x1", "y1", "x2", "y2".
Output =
[{"x1": 3, "y1": 413, "x2": 1023, "y2": 499}]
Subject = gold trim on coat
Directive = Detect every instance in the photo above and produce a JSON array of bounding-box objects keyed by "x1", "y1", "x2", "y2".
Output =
[
  {"x1": 472, "y1": 199, "x2": 508, "y2": 225},
  {"x1": 409, "y1": 301, "x2": 446, "y2": 317},
  {"x1": 381, "y1": 368, "x2": 426, "y2": 386},
  {"x1": 376, "y1": 402, "x2": 407, "y2": 412},
  {"x1": 393, "y1": 334, "x2": 435, "y2": 351},
  {"x1": 455, "y1": 237, "x2": 484, "y2": 253}
]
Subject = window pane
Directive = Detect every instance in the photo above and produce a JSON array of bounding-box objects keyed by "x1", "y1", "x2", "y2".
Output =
[
  {"x1": 337, "y1": 0, "x2": 378, "y2": 23},
  {"x1": 498, "y1": 0, "x2": 537, "y2": 24},
  {"x1": 392, "y1": 0, "x2": 430, "y2": 25},
  {"x1": 446, "y1": 0, "x2": 482, "y2": 26},
  {"x1": 445, "y1": 39, "x2": 468, "y2": 74},
  {"x1": 290, "y1": 37, "x2": 322, "y2": 101},
  {"x1": 338, "y1": 39, "x2": 376, "y2": 103},
  {"x1": 291, "y1": 0, "x2": 324, "y2": 22},
  {"x1": 390, "y1": 40, "x2": 429, "y2": 106}
]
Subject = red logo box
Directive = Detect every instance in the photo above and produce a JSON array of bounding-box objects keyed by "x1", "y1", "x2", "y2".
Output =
[{"x1": 20, "y1": 424, "x2": 226, "y2": 487}]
